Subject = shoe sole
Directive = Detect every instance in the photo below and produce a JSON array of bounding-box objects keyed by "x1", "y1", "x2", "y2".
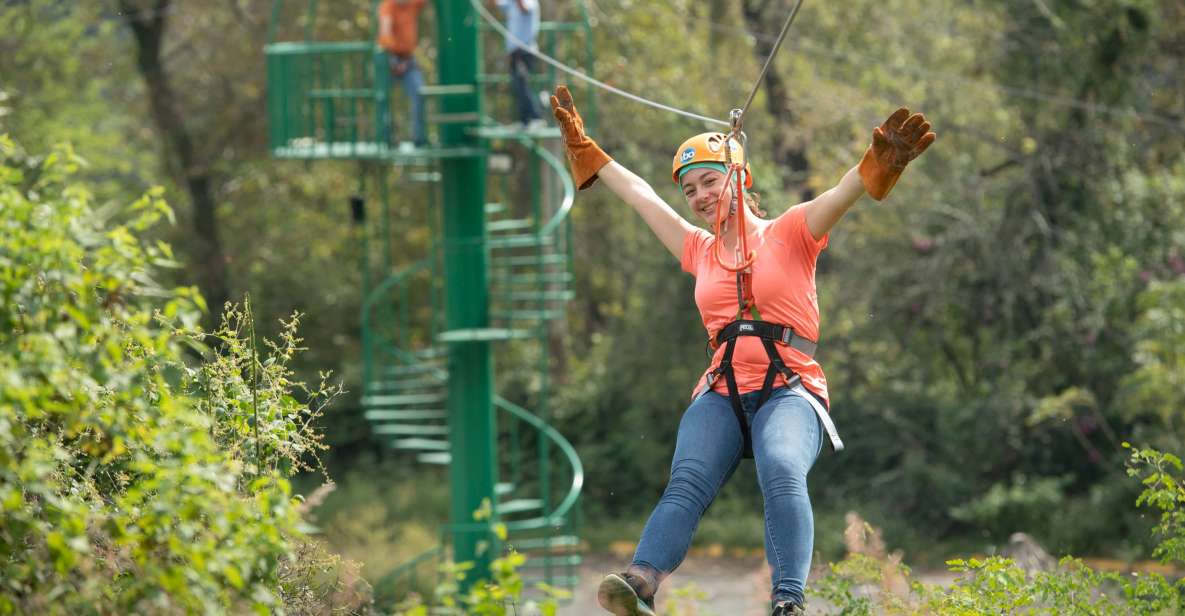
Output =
[{"x1": 596, "y1": 574, "x2": 655, "y2": 616}]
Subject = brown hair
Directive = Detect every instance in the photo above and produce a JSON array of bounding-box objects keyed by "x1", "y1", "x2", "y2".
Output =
[{"x1": 744, "y1": 191, "x2": 765, "y2": 218}]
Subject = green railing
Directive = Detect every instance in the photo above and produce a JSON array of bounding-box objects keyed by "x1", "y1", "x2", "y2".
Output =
[
  {"x1": 359, "y1": 249, "x2": 445, "y2": 386},
  {"x1": 265, "y1": 41, "x2": 390, "y2": 158}
]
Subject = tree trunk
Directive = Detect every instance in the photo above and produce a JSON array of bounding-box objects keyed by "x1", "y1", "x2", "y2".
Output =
[
  {"x1": 118, "y1": 0, "x2": 230, "y2": 322},
  {"x1": 740, "y1": 0, "x2": 812, "y2": 201}
]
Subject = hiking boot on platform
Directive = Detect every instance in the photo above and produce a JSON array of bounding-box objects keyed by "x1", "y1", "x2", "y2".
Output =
[
  {"x1": 771, "y1": 600, "x2": 807, "y2": 615},
  {"x1": 597, "y1": 572, "x2": 656, "y2": 616}
]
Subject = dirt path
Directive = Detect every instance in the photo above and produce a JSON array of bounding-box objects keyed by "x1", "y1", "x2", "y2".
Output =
[
  {"x1": 562, "y1": 552, "x2": 961, "y2": 615},
  {"x1": 563, "y1": 552, "x2": 780, "y2": 616}
]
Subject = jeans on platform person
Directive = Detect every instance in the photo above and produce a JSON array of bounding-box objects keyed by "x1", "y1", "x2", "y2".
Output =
[
  {"x1": 509, "y1": 48, "x2": 541, "y2": 125},
  {"x1": 631, "y1": 386, "x2": 824, "y2": 606},
  {"x1": 388, "y1": 53, "x2": 426, "y2": 146}
]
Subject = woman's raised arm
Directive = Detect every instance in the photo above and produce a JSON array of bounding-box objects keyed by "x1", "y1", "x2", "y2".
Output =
[
  {"x1": 803, "y1": 107, "x2": 936, "y2": 239},
  {"x1": 551, "y1": 86, "x2": 695, "y2": 259}
]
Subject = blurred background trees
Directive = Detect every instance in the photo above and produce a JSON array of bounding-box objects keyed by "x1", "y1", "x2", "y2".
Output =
[{"x1": 3, "y1": 0, "x2": 1183, "y2": 578}]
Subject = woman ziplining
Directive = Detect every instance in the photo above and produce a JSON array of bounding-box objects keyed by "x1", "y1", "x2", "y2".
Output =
[{"x1": 550, "y1": 82, "x2": 935, "y2": 615}]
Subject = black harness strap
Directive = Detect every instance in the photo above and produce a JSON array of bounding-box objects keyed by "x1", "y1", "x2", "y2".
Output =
[{"x1": 701, "y1": 319, "x2": 818, "y2": 458}]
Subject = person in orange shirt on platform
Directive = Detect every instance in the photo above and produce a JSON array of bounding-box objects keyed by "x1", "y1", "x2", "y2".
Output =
[
  {"x1": 378, "y1": 0, "x2": 427, "y2": 148},
  {"x1": 550, "y1": 86, "x2": 935, "y2": 616}
]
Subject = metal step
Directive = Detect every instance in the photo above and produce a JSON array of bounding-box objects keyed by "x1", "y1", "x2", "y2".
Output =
[
  {"x1": 307, "y1": 88, "x2": 374, "y2": 99},
  {"x1": 386, "y1": 145, "x2": 485, "y2": 161},
  {"x1": 364, "y1": 409, "x2": 447, "y2": 421},
  {"x1": 371, "y1": 423, "x2": 449, "y2": 436},
  {"x1": 523, "y1": 554, "x2": 583, "y2": 568},
  {"x1": 507, "y1": 535, "x2": 580, "y2": 551},
  {"x1": 391, "y1": 437, "x2": 450, "y2": 451},
  {"x1": 413, "y1": 347, "x2": 448, "y2": 359},
  {"x1": 487, "y1": 219, "x2": 535, "y2": 233},
  {"x1": 365, "y1": 377, "x2": 445, "y2": 393},
  {"x1": 492, "y1": 290, "x2": 576, "y2": 302},
  {"x1": 428, "y1": 111, "x2": 480, "y2": 124},
  {"x1": 407, "y1": 171, "x2": 441, "y2": 183},
  {"x1": 486, "y1": 234, "x2": 553, "y2": 249},
  {"x1": 470, "y1": 124, "x2": 563, "y2": 140},
  {"x1": 490, "y1": 309, "x2": 566, "y2": 321},
  {"x1": 489, "y1": 272, "x2": 574, "y2": 285},
  {"x1": 522, "y1": 574, "x2": 579, "y2": 587},
  {"x1": 498, "y1": 498, "x2": 544, "y2": 515},
  {"x1": 417, "y1": 451, "x2": 452, "y2": 464},
  {"x1": 368, "y1": 372, "x2": 447, "y2": 388},
  {"x1": 382, "y1": 362, "x2": 446, "y2": 377},
  {"x1": 362, "y1": 393, "x2": 447, "y2": 406},
  {"x1": 420, "y1": 84, "x2": 476, "y2": 97},
  {"x1": 437, "y1": 328, "x2": 533, "y2": 342},
  {"x1": 490, "y1": 254, "x2": 568, "y2": 267}
]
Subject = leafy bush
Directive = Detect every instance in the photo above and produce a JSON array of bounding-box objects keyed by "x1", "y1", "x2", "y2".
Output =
[
  {"x1": 394, "y1": 550, "x2": 567, "y2": 616},
  {"x1": 0, "y1": 138, "x2": 365, "y2": 614},
  {"x1": 812, "y1": 444, "x2": 1185, "y2": 615}
]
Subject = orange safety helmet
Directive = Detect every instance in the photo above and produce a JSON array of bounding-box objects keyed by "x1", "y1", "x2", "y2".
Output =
[{"x1": 671, "y1": 132, "x2": 753, "y2": 189}]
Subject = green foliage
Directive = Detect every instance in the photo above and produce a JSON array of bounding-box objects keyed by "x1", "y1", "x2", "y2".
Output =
[
  {"x1": 1128, "y1": 445, "x2": 1185, "y2": 566},
  {"x1": 661, "y1": 583, "x2": 709, "y2": 616},
  {"x1": 934, "y1": 556, "x2": 1177, "y2": 615},
  {"x1": 0, "y1": 139, "x2": 364, "y2": 614},
  {"x1": 394, "y1": 551, "x2": 566, "y2": 616},
  {"x1": 813, "y1": 446, "x2": 1185, "y2": 615},
  {"x1": 949, "y1": 474, "x2": 1072, "y2": 539},
  {"x1": 185, "y1": 300, "x2": 339, "y2": 479},
  {"x1": 1123, "y1": 279, "x2": 1185, "y2": 454}
]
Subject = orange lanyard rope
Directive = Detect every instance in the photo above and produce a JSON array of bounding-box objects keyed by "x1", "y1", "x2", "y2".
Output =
[
  {"x1": 711, "y1": 162, "x2": 756, "y2": 273},
  {"x1": 711, "y1": 118, "x2": 759, "y2": 320}
]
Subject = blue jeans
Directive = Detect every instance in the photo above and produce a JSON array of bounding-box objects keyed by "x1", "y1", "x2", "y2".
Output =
[
  {"x1": 632, "y1": 387, "x2": 823, "y2": 605},
  {"x1": 388, "y1": 53, "x2": 426, "y2": 144},
  {"x1": 509, "y1": 49, "x2": 541, "y2": 123}
]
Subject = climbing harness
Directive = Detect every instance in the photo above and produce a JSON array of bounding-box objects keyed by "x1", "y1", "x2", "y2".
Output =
[{"x1": 694, "y1": 319, "x2": 844, "y2": 454}]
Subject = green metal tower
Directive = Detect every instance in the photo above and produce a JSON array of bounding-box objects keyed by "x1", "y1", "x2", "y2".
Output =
[{"x1": 265, "y1": 0, "x2": 595, "y2": 604}]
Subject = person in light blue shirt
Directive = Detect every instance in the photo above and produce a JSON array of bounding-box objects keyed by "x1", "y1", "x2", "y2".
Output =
[{"x1": 495, "y1": 0, "x2": 543, "y2": 126}]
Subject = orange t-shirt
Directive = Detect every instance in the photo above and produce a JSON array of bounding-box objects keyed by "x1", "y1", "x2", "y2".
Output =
[
  {"x1": 378, "y1": 0, "x2": 426, "y2": 55},
  {"x1": 681, "y1": 204, "x2": 830, "y2": 405}
]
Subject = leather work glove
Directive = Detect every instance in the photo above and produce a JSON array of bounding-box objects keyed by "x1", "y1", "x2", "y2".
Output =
[
  {"x1": 550, "y1": 85, "x2": 612, "y2": 190},
  {"x1": 858, "y1": 107, "x2": 936, "y2": 201}
]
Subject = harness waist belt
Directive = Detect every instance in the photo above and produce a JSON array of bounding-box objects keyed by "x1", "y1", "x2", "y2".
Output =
[
  {"x1": 714, "y1": 319, "x2": 818, "y2": 358},
  {"x1": 699, "y1": 319, "x2": 842, "y2": 454}
]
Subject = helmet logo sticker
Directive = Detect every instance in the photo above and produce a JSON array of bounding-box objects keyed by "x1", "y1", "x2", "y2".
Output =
[{"x1": 680, "y1": 147, "x2": 696, "y2": 163}]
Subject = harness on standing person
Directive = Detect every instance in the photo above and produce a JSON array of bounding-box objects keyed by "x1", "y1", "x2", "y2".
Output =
[{"x1": 692, "y1": 111, "x2": 844, "y2": 455}]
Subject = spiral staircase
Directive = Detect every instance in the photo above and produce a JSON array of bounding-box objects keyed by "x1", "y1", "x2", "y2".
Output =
[
  {"x1": 264, "y1": 0, "x2": 595, "y2": 605},
  {"x1": 358, "y1": 139, "x2": 584, "y2": 596}
]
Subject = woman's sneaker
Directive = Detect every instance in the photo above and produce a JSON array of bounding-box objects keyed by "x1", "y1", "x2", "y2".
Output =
[
  {"x1": 596, "y1": 572, "x2": 656, "y2": 616},
  {"x1": 771, "y1": 600, "x2": 806, "y2": 615}
]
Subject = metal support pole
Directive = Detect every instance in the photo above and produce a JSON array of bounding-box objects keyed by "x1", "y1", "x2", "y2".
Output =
[{"x1": 436, "y1": 0, "x2": 495, "y2": 586}]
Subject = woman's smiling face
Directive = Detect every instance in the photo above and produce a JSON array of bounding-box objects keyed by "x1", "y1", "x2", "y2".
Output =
[{"x1": 680, "y1": 167, "x2": 732, "y2": 225}]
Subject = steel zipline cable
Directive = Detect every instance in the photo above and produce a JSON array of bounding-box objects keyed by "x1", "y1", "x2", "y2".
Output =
[
  {"x1": 737, "y1": 0, "x2": 805, "y2": 126},
  {"x1": 469, "y1": 0, "x2": 729, "y2": 127},
  {"x1": 472, "y1": 0, "x2": 811, "y2": 130}
]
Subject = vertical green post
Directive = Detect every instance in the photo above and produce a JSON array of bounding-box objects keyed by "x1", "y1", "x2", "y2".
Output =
[{"x1": 435, "y1": 0, "x2": 495, "y2": 582}]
